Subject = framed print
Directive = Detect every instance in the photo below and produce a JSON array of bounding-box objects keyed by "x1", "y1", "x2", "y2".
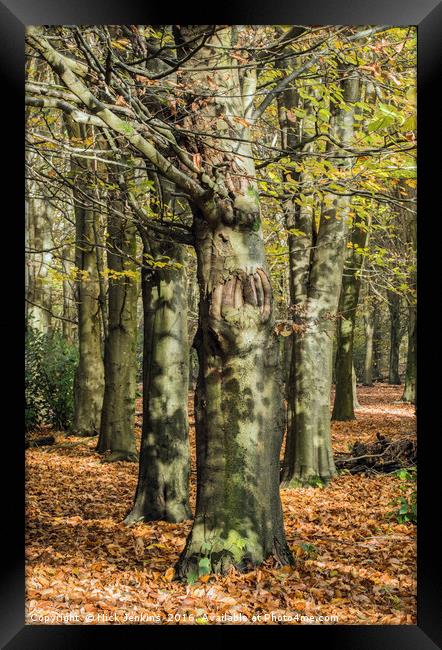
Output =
[{"x1": 1, "y1": 0, "x2": 441, "y2": 646}]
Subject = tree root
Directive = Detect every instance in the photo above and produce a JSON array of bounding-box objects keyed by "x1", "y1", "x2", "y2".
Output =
[{"x1": 101, "y1": 450, "x2": 138, "y2": 463}]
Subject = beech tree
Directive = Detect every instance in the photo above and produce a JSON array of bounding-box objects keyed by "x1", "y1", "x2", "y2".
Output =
[
  {"x1": 279, "y1": 65, "x2": 361, "y2": 484},
  {"x1": 332, "y1": 211, "x2": 370, "y2": 420},
  {"x1": 64, "y1": 119, "x2": 105, "y2": 436},
  {"x1": 125, "y1": 177, "x2": 192, "y2": 523},
  {"x1": 96, "y1": 161, "x2": 138, "y2": 461}
]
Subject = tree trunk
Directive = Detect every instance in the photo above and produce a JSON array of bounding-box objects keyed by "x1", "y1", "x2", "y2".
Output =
[
  {"x1": 363, "y1": 305, "x2": 374, "y2": 386},
  {"x1": 332, "y1": 214, "x2": 369, "y2": 420},
  {"x1": 61, "y1": 245, "x2": 75, "y2": 342},
  {"x1": 25, "y1": 148, "x2": 53, "y2": 334},
  {"x1": 281, "y1": 65, "x2": 361, "y2": 485},
  {"x1": 402, "y1": 302, "x2": 416, "y2": 403},
  {"x1": 176, "y1": 212, "x2": 292, "y2": 578},
  {"x1": 25, "y1": 59, "x2": 53, "y2": 334},
  {"x1": 352, "y1": 363, "x2": 360, "y2": 409},
  {"x1": 388, "y1": 290, "x2": 401, "y2": 384},
  {"x1": 96, "y1": 206, "x2": 138, "y2": 461},
  {"x1": 373, "y1": 301, "x2": 382, "y2": 381},
  {"x1": 66, "y1": 120, "x2": 104, "y2": 436},
  {"x1": 175, "y1": 25, "x2": 292, "y2": 577},
  {"x1": 124, "y1": 239, "x2": 192, "y2": 523}
]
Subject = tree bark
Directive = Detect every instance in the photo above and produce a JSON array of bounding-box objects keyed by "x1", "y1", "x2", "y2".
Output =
[
  {"x1": 66, "y1": 120, "x2": 104, "y2": 436},
  {"x1": 352, "y1": 363, "x2": 360, "y2": 409},
  {"x1": 25, "y1": 148, "x2": 53, "y2": 334},
  {"x1": 388, "y1": 289, "x2": 402, "y2": 384},
  {"x1": 125, "y1": 239, "x2": 191, "y2": 523},
  {"x1": 176, "y1": 211, "x2": 292, "y2": 577},
  {"x1": 373, "y1": 301, "x2": 383, "y2": 381},
  {"x1": 401, "y1": 183, "x2": 416, "y2": 404},
  {"x1": 281, "y1": 65, "x2": 361, "y2": 485},
  {"x1": 96, "y1": 204, "x2": 138, "y2": 461},
  {"x1": 363, "y1": 304, "x2": 374, "y2": 386},
  {"x1": 332, "y1": 214, "x2": 369, "y2": 420},
  {"x1": 402, "y1": 302, "x2": 416, "y2": 403},
  {"x1": 174, "y1": 26, "x2": 292, "y2": 577}
]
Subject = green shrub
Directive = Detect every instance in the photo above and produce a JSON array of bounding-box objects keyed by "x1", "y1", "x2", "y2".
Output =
[
  {"x1": 25, "y1": 325, "x2": 78, "y2": 431},
  {"x1": 25, "y1": 327, "x2": 50, "y2": 431},
  {"x1": 388, "y1": 468, "x2": 417, "y2": 525}
]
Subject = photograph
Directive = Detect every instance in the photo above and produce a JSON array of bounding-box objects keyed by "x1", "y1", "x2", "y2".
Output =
[{"x1": 22, "y1": 22, "x2": 420, "y2": 629}]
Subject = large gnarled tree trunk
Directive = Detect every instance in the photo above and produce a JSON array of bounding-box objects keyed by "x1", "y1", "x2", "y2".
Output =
[{"x1": 175, "y1": 26, "x2": 292, "y2": 577}]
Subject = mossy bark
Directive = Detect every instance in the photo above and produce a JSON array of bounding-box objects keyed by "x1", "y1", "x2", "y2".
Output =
[
  {"x1": 332, "y1": 215, "x2": 369, "y2": 420},
  {"x1": 176, "y1": 214, "x2": 292, "y2": 578},
  {"x1": 170, "y1": 25, "x2": 292, "y2": 576},
  {"x1": 125, "y1": 240, "x2": 191, "y2": 523},
  {"x1": 280, "y1": 66, "x2": 361, "y2": 485},
  {"x1": 96, "y1": 207, "x2": 138, "y2": 462}
]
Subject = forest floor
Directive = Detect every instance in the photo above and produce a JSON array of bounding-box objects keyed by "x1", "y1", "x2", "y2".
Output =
[{"x1": 25, "y1": 384, "x2": 416, "y2": 625}]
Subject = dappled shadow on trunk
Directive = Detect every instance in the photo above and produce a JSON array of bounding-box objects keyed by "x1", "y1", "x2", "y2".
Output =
[
  {"x1": 125, "y1": 242, "x2": 192, "y2": 525},
  {"x1": 175, "y1": 219, "x2": 293, "y2": 580}
]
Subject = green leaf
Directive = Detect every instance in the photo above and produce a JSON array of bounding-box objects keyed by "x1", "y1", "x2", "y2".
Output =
[
  {"x1": 378, "y1": 103, "x2": 401, "y2": 119},
  {"x1": 198, "y1": 557, "x2": 211, "y2": 576},
  {"x1": 367, "y1": 115, "x2": 394, "y2": 132},
  {"x1": 186, "y1": 570, "x2": 198, "y2": 585}
]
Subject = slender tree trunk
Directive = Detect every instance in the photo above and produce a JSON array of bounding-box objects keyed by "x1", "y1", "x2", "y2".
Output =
[
  {"x1": 125, "y1": 239, "x2": 191, "y2": 522},
  {"x1": 388, "y1": 290, "x2": 401, "y2": 384},
  {"x1": 352, "y1": 363, "x2": 360, "y2": 409},
  {"x1": 401, "y1": 195, "x2": 416, "y2": 404},
  {"x1": 61, "y1": 246, "x2": 75, "y2": 342},
  {"x1": 373, "y1": 302, "x2": 382, "y2": 381},
  {"x1": 363, "y1": 305, "x2": 374, "y2": 386},
  {"x1": 25, "y1": 59, "x2": 54, "y2": 334},
  {"x1": 332, "y1": 215, "x2": 369, "y2": 420},
  {"x1": 97, "y1": 204, "x2": 138, "y2": 461},
  {"x1": 402, "y1": 302, "x2": 416, "y2": 403},
  {"x1": 66, "y1": 120, "x2": 104, "y2": 436},
  {"x1": 25, "y1": 149, "x2": 53, "y2": 333}
]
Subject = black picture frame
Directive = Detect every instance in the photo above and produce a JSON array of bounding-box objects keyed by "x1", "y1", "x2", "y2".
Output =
[{"x1": 3, "y1": 1, "x2": 441, "y2": 646}]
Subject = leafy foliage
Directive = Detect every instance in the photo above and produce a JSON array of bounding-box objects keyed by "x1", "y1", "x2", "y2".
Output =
[
  {"x1": 25, "y1": 325, "x2": 78, "y2": 431},
  {"x1": 388, "y1": 468, "x2": 417, "y2": 525}
]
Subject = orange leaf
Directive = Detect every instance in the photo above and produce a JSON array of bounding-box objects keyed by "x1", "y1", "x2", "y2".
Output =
[{"x1": 165, "y1": 567, "x2": 175, "y2": 582}]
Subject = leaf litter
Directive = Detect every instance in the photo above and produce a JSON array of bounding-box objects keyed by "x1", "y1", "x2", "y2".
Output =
[{"x1": 25, "y1": 384, "x2": 416, "y2": 625}]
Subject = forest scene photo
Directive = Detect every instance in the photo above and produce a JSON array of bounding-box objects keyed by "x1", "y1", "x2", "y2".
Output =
[{"x1": 25, "y1": 24, "x2": 417, "y2": 625}]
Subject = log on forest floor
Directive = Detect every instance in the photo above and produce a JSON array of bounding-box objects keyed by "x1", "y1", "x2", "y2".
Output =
[
  {"x1": 25, "y1": 435, "x2": 55, "y2": 449},
  {"x1": 335, "y1": 433, "x2": 416, "y2": 474}
]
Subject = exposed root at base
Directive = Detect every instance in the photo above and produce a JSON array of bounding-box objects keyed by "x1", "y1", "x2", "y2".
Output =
[
  {"x1": 101, "y1": 451, "x2": 138, "y2": 463},
  {"x1": 175, "y1": 541, "x2": 294, "y2": 582}
]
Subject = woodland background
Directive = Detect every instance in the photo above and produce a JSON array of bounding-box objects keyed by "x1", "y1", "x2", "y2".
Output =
[{"x1": 25, "y1": 25, "x2": 416, "y2": 625}]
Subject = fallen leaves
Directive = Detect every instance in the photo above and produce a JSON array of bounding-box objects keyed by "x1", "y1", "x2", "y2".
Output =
[{"x1": 25, "y1": 384, "x2": 416, "y2": 625}]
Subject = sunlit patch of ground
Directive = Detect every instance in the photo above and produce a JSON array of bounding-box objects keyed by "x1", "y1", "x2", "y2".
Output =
[{"x1": 25, "y1": 383, "x2": 416, "y2": 625}]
